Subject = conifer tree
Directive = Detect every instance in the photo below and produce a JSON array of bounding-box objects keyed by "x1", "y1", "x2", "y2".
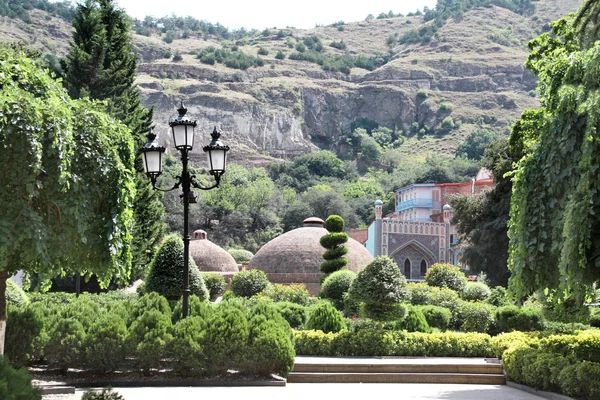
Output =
[{"x1": 63, "y1": 0, "x2": 165, "y2": 280}]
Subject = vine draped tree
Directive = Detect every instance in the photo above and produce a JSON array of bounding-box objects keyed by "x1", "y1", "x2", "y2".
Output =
[
  {"x1": 508, "y1": 14, "x2": 600, "y2": 305},
  {"x1": 0, "y1": 47, "x2": 136, "y2": 354},
  {"x1": 62, "y1": 0, "x2": 164, "y2": 280}
]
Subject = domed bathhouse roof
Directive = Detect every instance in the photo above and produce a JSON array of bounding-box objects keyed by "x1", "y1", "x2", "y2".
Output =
[
  {"x1": 247, "y1": 217, "x2": 373, "y2": 295},
  {"x1": 189, "y1": 230, "x2": 239, "y2": 274}
]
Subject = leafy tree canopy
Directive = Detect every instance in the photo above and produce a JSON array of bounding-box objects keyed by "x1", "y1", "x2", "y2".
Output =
[{"x1": 508, "y1": 15, "x2": 600, "y2": 304}]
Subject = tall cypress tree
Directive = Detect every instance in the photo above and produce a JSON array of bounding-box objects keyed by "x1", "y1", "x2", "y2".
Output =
[{"x1": 63, "y1": 0, "x2": 165, "y2": 281}]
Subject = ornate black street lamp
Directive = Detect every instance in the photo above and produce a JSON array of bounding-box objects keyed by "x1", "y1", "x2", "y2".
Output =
[{"x1": 140, "y1": 102, "x2": 229, "y2": 317}]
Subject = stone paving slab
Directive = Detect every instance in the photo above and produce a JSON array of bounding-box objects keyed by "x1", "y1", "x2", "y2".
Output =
[{"x1": 43, "y1": 383, "x2": 547, "y2": 400}]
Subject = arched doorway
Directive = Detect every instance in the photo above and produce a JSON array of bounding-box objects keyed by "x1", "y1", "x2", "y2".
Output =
[
  {"x1": 420, "y1": 259, "x2": 428, "y2": 277},
  {"x1": 404, "y1": 258, "x2": 411, "y2": 279}
]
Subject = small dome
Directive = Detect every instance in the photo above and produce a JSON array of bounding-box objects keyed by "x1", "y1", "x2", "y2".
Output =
[
  {"x1": 443, "y1": 204, "x2": 452, "y2": 210},
  {"x1": 248, "y1": 218, "x2": 373, "y2": 294},
  {"x1": 303, "y1": 217, "x2": 325, "y2": 227},
  {"x1": 189, "y1": 232, "x2": 238, "y2": 273},
  {"x1": 374, "y1": 199, "x2": 383, "y2": 206}
]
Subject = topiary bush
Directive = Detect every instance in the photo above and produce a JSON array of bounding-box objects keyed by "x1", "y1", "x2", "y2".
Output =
[
  {"x1": 348, "y1": 256, "x2": 408, "y2": 321},
  {"x1": 320, "y1": 269, "x2": 356, "y2": 310},
  {"x1": 82, "y1": 313, "x2": 128, "y2": 373},
  {"x1": 275, "y1": 302, "x2": 308, "y2": 329},
  {"x1": 202, "y1": 272, "x2": 226, "y2": 301},
  {"x1": 230, "y1": 269, "x2": 271, "y2": 298},
  {"x1": 171, "y1": 295, "x2": 213, "y2": 324},
  {"x1": 170, "y1": 316, "x2": 207, "y2": 375},
  {"x1": 558, "y1": 361, "x2": 600, "y2": 399},
  {"x1": 417, "y1": 305, "x2": 451, "y2": 332},
  {"x1": 260, "y1": 283, "x2": 310, "y2": 305},
  {"x1": 305, "y1": 301, "x2": 347, "y2": 333},
  {"x1": 425, "y1": 263, "x2": 467, "y2": 293},
  {"x1": 0, "y1": 356, "x2": 41, "y2": 400},
  {"x1": 399, "y1": 306, "x2": 431, "y2": 333},
  {"x1": 199, "y1": 301, "x2": 250, "y2": 373},
  {"x1": 5, "y1": 305, "x2": 43, "y2": 368},
  {"x1": 127, "y1": 309, "x2": 173, "y2": 372},
  {"x1": 462, "y1": 282, "x2": 491, "y2": 302},
  {"x1": 457, "y1": 302, "x2": 495, "y2": 333},
  {"x1": 44, "y1": 318, "x2": 87, "y2": 372},
  {"x1": 130, "y1": 292, "x2": 171, "y2": 324},
  {"x1": 320, "y1": 215, "x2": 349, "y2": 275},
  {"x1": 6, "y1": 279, "x2": 29, "y2": 306},
  {"x1": 227, "y1": 248, "x2": 254, "y2": 263},
  {"x1": 495, "y1": 306, "x2": 544, "y2": 332},
  {"x1": 145, "y1": 233, "x2": 209, "y2": 301},
  {"x1": 486, "y1": 286, "x2": 511, "y2": 307}
]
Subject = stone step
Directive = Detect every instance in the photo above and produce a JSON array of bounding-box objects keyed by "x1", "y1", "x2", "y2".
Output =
[
  {"x1": 287, "y1": 372, "x2": 506, "y2": 385},
  {"x1": 292, "y1": 363, "x2": 504, "y2": 375}
]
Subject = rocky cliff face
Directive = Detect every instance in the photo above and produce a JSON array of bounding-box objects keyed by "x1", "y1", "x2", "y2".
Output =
[{"x1": 0, "y1": 0, "x2": 582, "y2": 165}]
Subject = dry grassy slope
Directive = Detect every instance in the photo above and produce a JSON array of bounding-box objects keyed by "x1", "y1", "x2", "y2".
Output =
[{"x1": 0, "y1": 0, "x2": 584, "y2": 166}]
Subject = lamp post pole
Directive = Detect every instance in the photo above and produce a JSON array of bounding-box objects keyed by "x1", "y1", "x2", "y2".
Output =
[{"x1": 140, "y1": 102, "x2": 229, "y2": 318}]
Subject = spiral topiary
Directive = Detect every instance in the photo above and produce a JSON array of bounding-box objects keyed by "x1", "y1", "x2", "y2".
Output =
[
  {"x1": 145, "y1": 233, "x2": 209, "y2": 301},
  {"x1": 320, "y1": 215, "x2": 349, "y2": 275}
]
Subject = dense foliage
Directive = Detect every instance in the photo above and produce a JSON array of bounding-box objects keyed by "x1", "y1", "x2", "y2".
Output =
[
  {"x1": 508, "y1": 15, "x2": 600, "y2": 306},
  {"x1": 230, "y1": 269, "x2": 270, "y2": 298},
  {"x1": 144, "y1": 233, "x2": 209, "y2": 301},
  {"x1": 320, "y1": 215, "x2": 349, "y2": 275},
  {"x1": 425, "y1": 263, "x2": 467, "y2": 293},
  {"x1": 0, "y1": 356, "x2": 40, "y2": 400}
]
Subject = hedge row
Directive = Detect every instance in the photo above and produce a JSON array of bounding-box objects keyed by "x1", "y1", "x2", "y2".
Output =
[
  {"x1": 496, "y1": 330, "x2": 600, "y2": 399},
  {"x1": 294, "y1": 329, "x2": 494, "y2": 357},
  {"x1": 6, "y1": 293, "x2": 295, "y2": 377}
]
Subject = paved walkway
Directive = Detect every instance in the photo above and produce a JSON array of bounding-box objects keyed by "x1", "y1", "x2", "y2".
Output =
[{"x1": 43, "y1": 383, "x2": 545, "y2": 400}]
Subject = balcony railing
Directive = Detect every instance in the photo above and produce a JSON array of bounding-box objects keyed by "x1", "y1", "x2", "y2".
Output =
[{"x1": 397, "y1": 198, "x2": 433, "y2": 212}]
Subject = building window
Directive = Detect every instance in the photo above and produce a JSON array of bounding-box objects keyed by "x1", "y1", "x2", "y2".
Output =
[
  {"x1": 420, "y1": 260, "x2": 427, "y2": 276},
  {"x1": 404, "y1": 259, "x2": 411, "y2": 279}
]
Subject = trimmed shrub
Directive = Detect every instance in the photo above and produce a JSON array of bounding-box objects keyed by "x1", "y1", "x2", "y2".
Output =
[
  {"x1": 6, "y1": 305, "x2": 43, "y2": 368},
  {"x1": 227, "y1": 248, "x2": 254, "y2": 263},
  {"x1": 457, "y1": 302, "x2": 495, "y2": 333},
  {"x1": 171, "y1": 295, "x2": 213, "y2": 324},
  {"x1": 44, "y1": 318, "x2": 86, "y2": 372},
  {"x1": 320, "y1": 215, "x2": 349, "y2": 275},
  {"x1": 486, "y1": 286, "x2": 511, "y2": 307},
  {"x1": 543, "y1": 320, "x2": 592, "y2": 334},
  {"x1": 82, "y1": 313, "x2": 128, "y2": 373},
  {"x1": 418, "y1": 305, "x2": 451, "y2": 331},
  {"x1": 400, "y1": 306, "x2": 431, "y2": 333},
  {"x1": 0, "y1": 356, "x2": 41, "y2": 400},
  {"x1": 170, "y1": 316, "x2": 207, "y2": 375},
  {"x1": 130, "y1": 292, "x2": 171, "y2": 324},
  {"x1": 558, "y1": 361, "x2": 600, "y2": 399},
  {"x1": 81, "y1": 389, "x2": 125, "y2": 400},
  {"x1": 260, "y1": 283, "x2": 310, "y2": 305},
  {"x1": 231, "y1": 269, "x2": 270, "y2": 298},
  {"x1": 495, "y1": 306, "x2": 544, "y2": 332},
  {"x1": 199, "y1": 302, "x2": 249, "y2": 373},
  {"x1": 127, "y1": 310, "x2": 173, "y2": 371},
  {"x1": 541, "y1": 330, "x2": 600, "y2": 363},
  {"x1": 462, "y1": 282, "x2": 491, "y2": 301},
  {"x1": 203, "y1": 272, "x2": 226, "y2": 301},
  {"x1": 305, "y1": 301, "x2": 347, "y2": 333},
  {"x1": 294, "y1": 330, "x2": 494, "y2": 357},
  {"x1": 145, "y1": 233, "x2": 209, "y2": 301},
  {"x1": 275, "y1": 302, "x2": 307, "y2": 329},
  {"x1": 6, "y1": 279, "x2": 28, "y2": 306},
  {"x1": 349, "y1": 256, "x2": 408, "y2": 321},
  {"x1": 491, "y1": 331, "x2": 541, "y2": 358},
  {"x1": 320, "y1": 269, "x2": 356, "y2": 309},
  {"x1": 425, "y1": 263, "x2": 467, "y2": 293}
]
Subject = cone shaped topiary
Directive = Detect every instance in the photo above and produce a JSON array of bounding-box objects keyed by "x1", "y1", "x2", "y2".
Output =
[{"x1": 145, "y1": 233, "x2": 209, "y2": 301}]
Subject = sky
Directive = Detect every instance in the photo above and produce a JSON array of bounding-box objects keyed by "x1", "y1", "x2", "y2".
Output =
[{"x1": 113, "y1": 0, "x2": 439, "y2": 30}]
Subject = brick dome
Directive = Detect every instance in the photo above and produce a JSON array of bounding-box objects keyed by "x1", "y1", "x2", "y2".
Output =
[
  {"x1": 189, "y1": 230, "x2": 239, "y2": 273},
  {"x1": 247, "y1": 218, "x2": 373, "y2": 294}
]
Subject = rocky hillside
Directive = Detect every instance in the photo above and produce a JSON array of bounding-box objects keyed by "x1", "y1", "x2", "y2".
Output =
[{"x1": 0, "y1": 0, "x2": 583, "y2": 166}]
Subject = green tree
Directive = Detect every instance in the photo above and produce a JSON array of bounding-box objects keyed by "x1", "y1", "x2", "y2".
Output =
[
  {"x1": 0, "y1": 48, "x2": 136, "y2": 354},
  {"x1": 508, "y1": 16, "x2": 600, "y2": 306},
  {"x1": 455, "y1": 129, "x2": 497, "y2": 160},
  {"x1": 62, "y1": 0, "x2": 164, "y2": 281}
]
